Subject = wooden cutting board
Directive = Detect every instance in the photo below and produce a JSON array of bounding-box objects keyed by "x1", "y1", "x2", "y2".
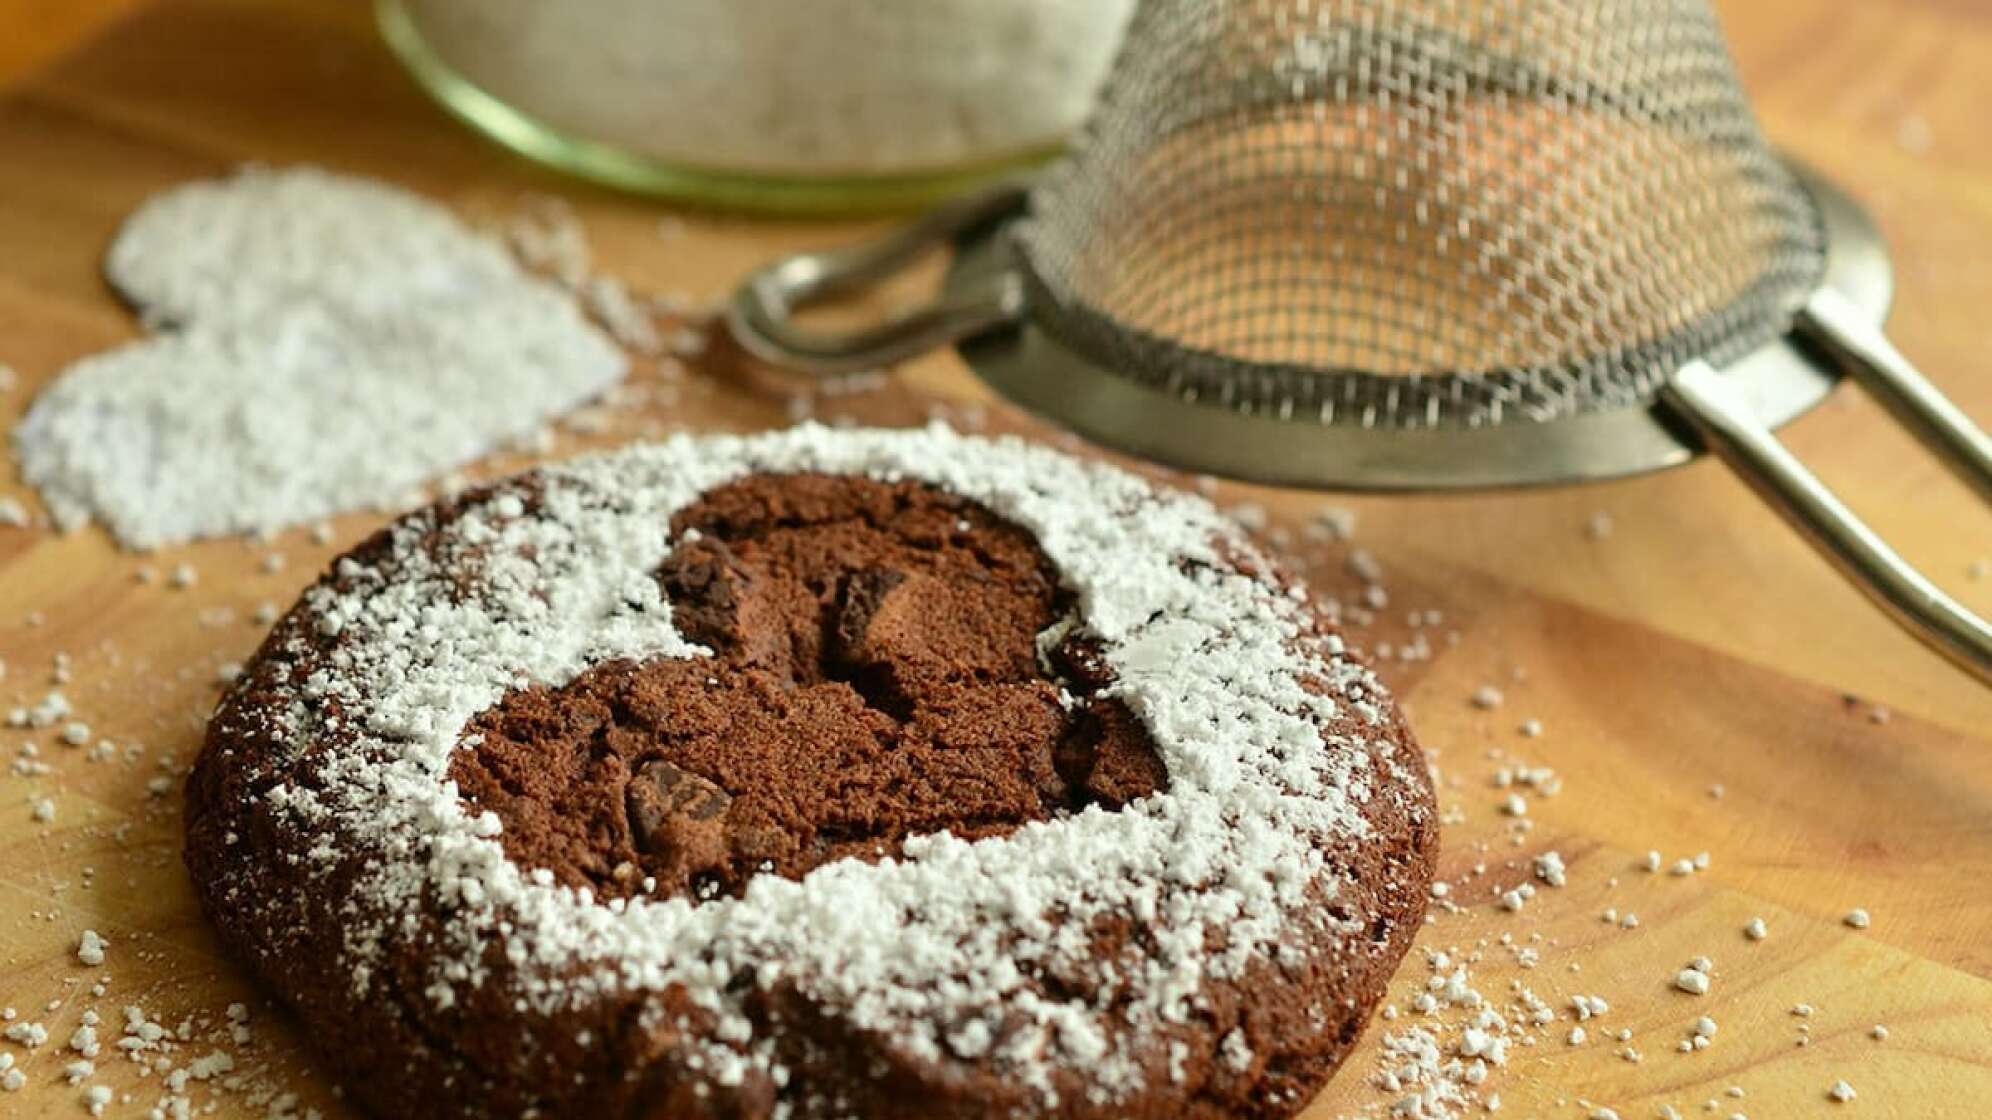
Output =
[{"x1": 0, "y1": 1, "x2": 1987, "y2": 1116}]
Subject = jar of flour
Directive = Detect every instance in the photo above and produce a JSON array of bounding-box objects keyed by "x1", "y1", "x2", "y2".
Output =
[{"x1": 378, "y1": 0, "x2": 1134, "y2": 213}]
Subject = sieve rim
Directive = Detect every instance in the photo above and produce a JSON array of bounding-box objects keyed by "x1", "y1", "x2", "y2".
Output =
[{"x1": 944, "y1": 157, "x2": 1890, "y2": 490}]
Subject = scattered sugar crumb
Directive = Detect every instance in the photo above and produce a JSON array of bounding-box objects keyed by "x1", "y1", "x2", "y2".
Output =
[
  {"x1": 1224, "y1": 503, "x2": 1268, "y2": 532},
  {"x1": 76, "y1": 930, "x2": 107, "y2": 967},
  {"x1": 1532, "y1": 851, "x2": 1566, "y2": 888},
  {"x1": 1309, "y1": 506, "x2": 1356, "y2": 542}
]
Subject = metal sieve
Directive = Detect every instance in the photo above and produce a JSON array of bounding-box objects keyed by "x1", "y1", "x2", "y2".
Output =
[{"x1": 729, "y1": 0, "x2": 1992, "y2": 680}]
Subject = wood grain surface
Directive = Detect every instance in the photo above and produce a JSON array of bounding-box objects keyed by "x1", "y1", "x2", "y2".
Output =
[{"x1": 0, "y1": 1, "x2": 1987, "y2": 1117}]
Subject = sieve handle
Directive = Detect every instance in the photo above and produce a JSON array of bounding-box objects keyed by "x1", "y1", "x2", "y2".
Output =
[
  {"x1": 1664, "y1": 360, "x2": 1992, "y2": 684},
  {"x1": 725, "y1": 182, "x2": 1029, "y2": 377},
  {"x1": 1799, "y1": 287, "x2": 1992, "y2": 505}
]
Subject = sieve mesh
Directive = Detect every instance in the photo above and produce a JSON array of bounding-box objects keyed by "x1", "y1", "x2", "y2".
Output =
[{"x1": 1014, "y1": 0, "x2": 1828, "y2": 428}]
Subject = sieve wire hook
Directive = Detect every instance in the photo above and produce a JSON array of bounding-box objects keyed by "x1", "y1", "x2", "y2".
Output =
[{"x1": 727, "y1": 181, "x2": 1029, "y2": 377}]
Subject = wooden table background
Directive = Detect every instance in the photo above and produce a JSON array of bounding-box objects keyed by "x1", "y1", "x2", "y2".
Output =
[{"x1": 0, "y1": 1, "x2": 1987, "y2": 1117}]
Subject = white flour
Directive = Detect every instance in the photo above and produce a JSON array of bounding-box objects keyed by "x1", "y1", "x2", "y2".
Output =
[{"x1": 14, "y1": 167, "x2": 624, "y2": 549}]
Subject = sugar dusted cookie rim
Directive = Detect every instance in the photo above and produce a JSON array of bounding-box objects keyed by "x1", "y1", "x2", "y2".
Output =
[{"x1": 249, "y1": 423, "x2": 1403, "y2": 1103}]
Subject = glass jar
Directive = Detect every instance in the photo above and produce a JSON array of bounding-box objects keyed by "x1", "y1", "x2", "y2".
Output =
[{"x1": 377, "y1": 0, "x2": 1134, "y2": 214}]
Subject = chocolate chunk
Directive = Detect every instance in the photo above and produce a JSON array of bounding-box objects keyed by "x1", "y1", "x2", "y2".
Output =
[
  {"x1": 827, "y1": 567, "x2": 929, "y2": 717},
  {"x1": 626, "y1": 759, "x2": 732, "y2": 879},
  {"x1": 1057, "y1": 699, "x2": 1168, "y2": 809},
  {"x1": 658, "y1": 538, "x2": 751, "y2": 653},
  {"x1": 1048, "y1": 628, "x2": 1116, "y2": 692},
  {"x1": 831, "y1": 566, "x2": 1042, "y2": 690},
  {"x1": 829, "y1": 567, "x2": 908, "y2": 666},
  {"x1": 660, "y1": 537, "x2": 799, "y2": 672}
]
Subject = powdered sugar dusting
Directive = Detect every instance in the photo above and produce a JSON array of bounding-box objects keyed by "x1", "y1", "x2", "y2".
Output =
[
  {"x1": 15, "y1": 166, "x2": 625, "y2": 549},
  {"x1": 227, "y1": 425, "x2": 1415, "y2": 1104}
]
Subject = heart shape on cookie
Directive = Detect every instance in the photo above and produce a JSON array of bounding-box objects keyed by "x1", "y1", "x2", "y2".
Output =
[{"x1": 451, "y1": 470, "x2": 1169, "y2": 907}]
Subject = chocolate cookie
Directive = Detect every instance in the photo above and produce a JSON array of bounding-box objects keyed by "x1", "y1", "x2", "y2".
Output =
[{"x1": 186, "y1": 425, "x2": 1436, "y2": 1119}]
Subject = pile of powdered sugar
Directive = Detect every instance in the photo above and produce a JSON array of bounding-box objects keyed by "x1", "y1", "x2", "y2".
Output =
[
  {"x1": 14, "y1": 166, "x2": 624, "y2": 549},
  {"x1": 233, "y1": 424, "x2": 1416, "y2": 1106}
]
